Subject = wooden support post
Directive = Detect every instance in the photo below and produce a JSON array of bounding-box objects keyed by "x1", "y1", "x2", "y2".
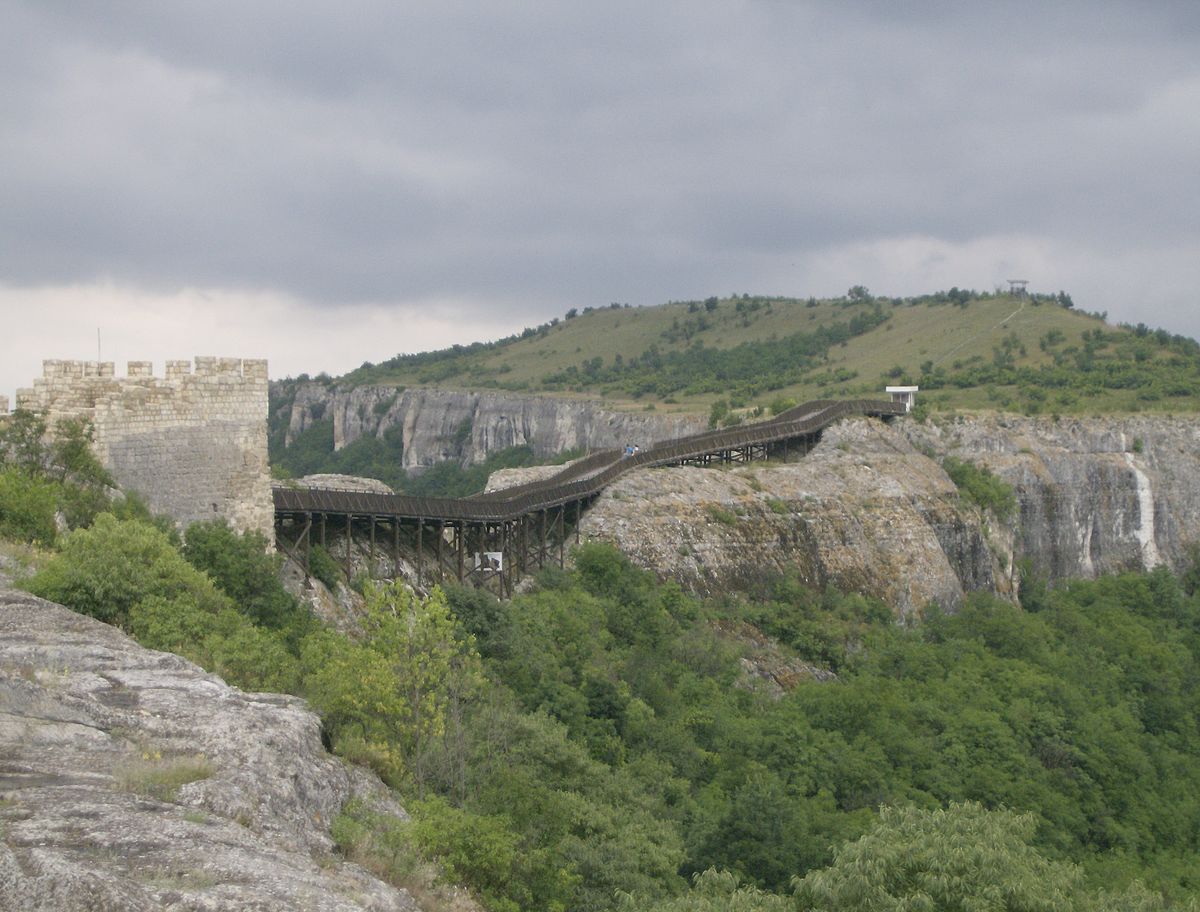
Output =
[
  {"x1": 345, "y1": 514, "x2": 354, "y2": 577},
  {"x1": 558, "y1": 507, "x2": 565, "y2": 568},
  {"x1": 539, "y1": 510, "x2": 547, "y2": 569},
  {"x1": 302, "y1": 513, "x2": 312, "y2": 581},
  {"x1": 369, "y1": 516, "x2": 377, "y2": 578},
  {"x1": 500, "y1": 522, "x2": 509, "y2": 597},
  {"x1": 575, "y1": 499, "x2": 581, "y2": 545},
  {"x1": 456, "y1": 522, "x2": 465, "y2": 583},
  {"x1": 436, "y1": 523, "x2": 446, "y2": 580},
  {"x1": 415, "y1": 520, "x2": 423, "y2": 588},
  {"x1": 519, "y1": 516, "x2": 527, "y2": 576},
  {"x1": 319, "y1": 513, "x2": 326, "y2": 548},
  {"x1": 472, "y1": 520, "x2": 482, "y2": 583}
]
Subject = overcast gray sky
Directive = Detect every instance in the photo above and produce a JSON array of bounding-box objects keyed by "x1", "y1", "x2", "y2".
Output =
[{"x1": 2, "y1": 0, "x2": 1198, "y2": 401}]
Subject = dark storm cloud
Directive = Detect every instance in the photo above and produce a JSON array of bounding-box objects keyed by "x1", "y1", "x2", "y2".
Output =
[{"x1": 1, "y1": 0, "x2": 1198, "y2": 337}]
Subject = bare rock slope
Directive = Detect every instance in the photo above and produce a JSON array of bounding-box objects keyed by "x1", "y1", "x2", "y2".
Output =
[
  {"x1": 580, "y1": 417, "x2": 1005, "y2": 617},
  {"x1": 0, "y1": 588, "x2": 419, "y2": 912},
  {"x1": 575, "y1": 413, "x2": 1200, "y2": 615}
]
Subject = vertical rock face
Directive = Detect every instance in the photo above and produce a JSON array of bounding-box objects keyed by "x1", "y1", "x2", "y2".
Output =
[
  {"x1": 282, "y1": 384, "x2": 707, "y2": 472},
  {"x1": 903, "y1": 415, "x2": 1200, "y2": 580},
  {"x1": 0, "y1": 588, "x2": 420, "y2": 911}
]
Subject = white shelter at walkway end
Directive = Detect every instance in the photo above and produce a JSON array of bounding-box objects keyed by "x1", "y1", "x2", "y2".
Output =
[{"x1": 885, "y1": 386, "x2": 919, "y2": 413}]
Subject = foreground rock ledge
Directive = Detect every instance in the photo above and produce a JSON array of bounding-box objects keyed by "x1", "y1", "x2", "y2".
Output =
[{"x1": 0, "y1": 589, "x2": 419, "y2": 911}]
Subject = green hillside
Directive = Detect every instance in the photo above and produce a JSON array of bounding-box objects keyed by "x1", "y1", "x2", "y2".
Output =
[{"x1": 334, "y1": 288, "x2": 1200, "y2": 418}]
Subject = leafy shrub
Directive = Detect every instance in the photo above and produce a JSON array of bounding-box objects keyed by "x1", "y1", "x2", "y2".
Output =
[
  {"x1": 25, "y1": 514, "x2": 226, "y2": 627},
  {"x1": 942, "y1": 456, "x2": 1017, "y2": 519},
  {"x1": 0, "y1": 467, "x2": 58, "y2": 545},
  {"x1": 183, "y1": 519, "x2": 312, "y2": 640},
  {"x1": 332, "y1": 799, "x2": 421, "y2": 885},
  {"x1": 793, "y1": 803, "x2": 1080, "y2": 911},
  {"x1": 619, "y1": 868, "x2": 789, "y2": 912},
  {"x1": 307, "y1": 544, "x2": 343, "y2": 591},
  {"x1": 49, "y1": 416, "x2": 115, "y2": 488},
  {"x1": 54, "y1": 482, "x2": 113, "y2": 531},
  {"x1": 0, "y1": 409, "x2": 48, "y2": 473},
  {"x1": 300, "y1": 585, "x2": 482, "y2": 786},
  {"x1": 708, "y1": 400, "x2": 729, "y2": 428},
  {"x1": 410, "y1": 795, "x2": 554, "y2": 912}
]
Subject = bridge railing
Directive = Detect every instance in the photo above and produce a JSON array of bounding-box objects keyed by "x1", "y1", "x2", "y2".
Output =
[{"x1": 467, "y1": 447, "x2": 624, "y2": 502}]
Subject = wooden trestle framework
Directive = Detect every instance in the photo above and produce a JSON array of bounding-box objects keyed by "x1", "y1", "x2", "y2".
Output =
[
  {"x1": 274, "y1": 502, "x2": 590, "y2": 598},
  {"x1": 274, "y1": 398, "x2": 903, "y2": 597}
]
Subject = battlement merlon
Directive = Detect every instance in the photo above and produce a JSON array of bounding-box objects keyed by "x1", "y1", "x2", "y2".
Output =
[
  {"x1": 38, "y1": 357, "x2": 270, "y2": 385},
  {"x1": 42, "y1": 360, "x2": 116, "y2": 380}
]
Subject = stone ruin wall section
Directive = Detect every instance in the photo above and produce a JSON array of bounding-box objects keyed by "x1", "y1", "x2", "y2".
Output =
[{"x1": 14, "y1": 357, "x2": 273, "y2": 541}]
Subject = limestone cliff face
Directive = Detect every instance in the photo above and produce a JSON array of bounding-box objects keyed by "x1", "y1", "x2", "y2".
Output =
[
  {"x1": 571, "y1": 413, "x2": 1200, "y2": 615},
  {"x1": 0, "y1": 588, "x2": 427, "y2": 911},
  {"x1": 902, "y1": 415, "x2": 1200, "y2": 580},
  {"x1": 283, "y1": 384, "x2": 706, "y2": 472},
  {"x1": 578, "y1": 418, "x2": 1007, "y2": 618}
]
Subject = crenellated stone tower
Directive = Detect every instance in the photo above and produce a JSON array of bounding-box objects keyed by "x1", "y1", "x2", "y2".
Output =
[{"x1": 14, "y1": 357, "x2": 272, "y2": 540}]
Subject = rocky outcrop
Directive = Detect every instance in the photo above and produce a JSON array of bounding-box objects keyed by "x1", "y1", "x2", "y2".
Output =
[
  {"x1": 578, "y1": 418, "x2": 1006, "y2": 617},
  {"x1": 713, "y1": 620, "x2": 839, "y2": 698},
  {"x1": 286, "y1": 474, "x2": 396, "y2": 495},
  {"x1": 0, "y1": 588, "x2": 421, "y2": 911},
  {"x1": 282, "y1": 384, "x2": 705, "y2": 472}
]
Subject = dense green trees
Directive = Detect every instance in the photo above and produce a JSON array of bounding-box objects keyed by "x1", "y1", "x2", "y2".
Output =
[
  {"x1": 15, "y1": 507, "x2": 1200, "y2": 910},
  {"x1": 27, "y1": 514, "x2": 226, "y2": 626},
  {"x1": 182, "y1": 519, "x2": 313, "y2": 637},
  {"x1": 25, "y1": 515, "x2": 304, "y2": 693},
  {"x1": 794, "y1": 802, "x2": 1080, "y2": 911}
]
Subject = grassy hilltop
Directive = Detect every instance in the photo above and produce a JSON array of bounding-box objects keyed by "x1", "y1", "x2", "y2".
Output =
[{"x1": 332, "y1": 288, "x2": 1200, "y2": 418}]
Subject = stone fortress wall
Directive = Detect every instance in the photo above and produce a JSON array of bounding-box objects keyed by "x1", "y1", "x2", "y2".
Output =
[{"x1": 13, "y1": 357, "x2": 273, "y2": 540}]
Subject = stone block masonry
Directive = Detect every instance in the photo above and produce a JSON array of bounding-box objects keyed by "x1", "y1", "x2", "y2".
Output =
[{"x1": 16, "y1": 357, "x2": 272, "y2": 540}]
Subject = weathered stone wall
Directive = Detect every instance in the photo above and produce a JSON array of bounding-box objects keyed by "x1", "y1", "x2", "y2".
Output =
[
  {"x1": 15, "y1": 357, "x2": 272, "y2": 539},
  {"x1": 0, "y1": 394, "x2": 9, "y2": 414}
]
